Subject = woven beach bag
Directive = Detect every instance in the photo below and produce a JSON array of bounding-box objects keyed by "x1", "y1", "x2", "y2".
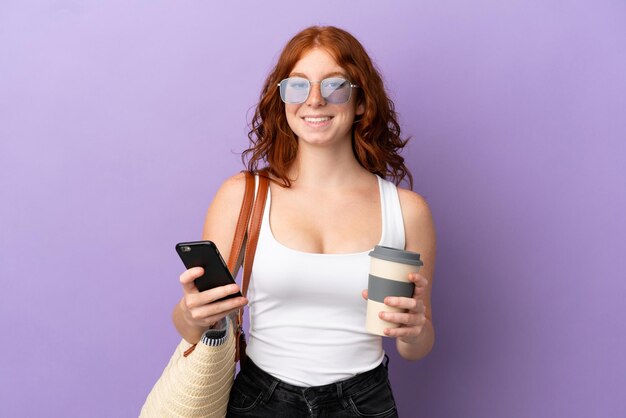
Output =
[{"x1": 140, "y1": 326, "x2": 237, "y2": 417}]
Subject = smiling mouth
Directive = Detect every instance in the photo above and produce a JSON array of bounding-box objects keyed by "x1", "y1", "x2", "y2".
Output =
[{"x1": 303, "y1": 116, "x2": 332, "y2": 123}]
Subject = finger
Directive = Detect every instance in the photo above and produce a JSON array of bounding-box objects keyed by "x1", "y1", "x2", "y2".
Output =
[
  {"x1": 186, "y1": 305, "x2": 245, "y2": 329},
  {"x1": 383, "y1": 325, "x2": 424, "y2": 339},
  {"x1": 361, "y1": 289, "x2": 368, "y2": 300},
  {"x1": 179, "y1": 267, "x2": 205, "y2": 293},
  {"x1": 199, "y1": 310, "x2": 238, "y2": 328},
  {"x1": 384, "y1": 296, "x2": 423, "y2": 312},
  {"x1": 185, "y1": 283, "x2": 242, "y2": 310},
  {"x1": 198, "y1": 284, "x2": 243, "y2": 304},
  {"x1": 187, "y1": 296, "x2": 248, "y2": 322},
  {"x1": 413, "y1": 285, "x2": 426, "y2": 298},
  {"x1": 379, "y1": 311, "x2": 425, "y2": 327},
  {"x1": 409, "y1": 273, "x2": 428, "y2": 288},
  {"x1": 406, "y1": 299, "x2": 426, "y2": 314}
]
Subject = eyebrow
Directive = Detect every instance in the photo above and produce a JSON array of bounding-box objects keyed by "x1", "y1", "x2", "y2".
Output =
[{"x1": 289, "y1": 71, "x2": 348, "y2": 79}]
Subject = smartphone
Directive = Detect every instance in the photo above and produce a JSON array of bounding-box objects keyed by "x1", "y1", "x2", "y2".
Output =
[{"x1": 175, "y1": 240, "x2": 242, "y2": 300}]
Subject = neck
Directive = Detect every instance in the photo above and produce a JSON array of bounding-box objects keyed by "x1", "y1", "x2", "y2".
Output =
[{"x1": 287, "y1": 138, "x2": 371, "y2": 189}]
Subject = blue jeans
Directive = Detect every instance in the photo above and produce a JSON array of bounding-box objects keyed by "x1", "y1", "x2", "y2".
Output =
[{"x1": 227, "y1": 356, "x2": 398, "y2": 417}]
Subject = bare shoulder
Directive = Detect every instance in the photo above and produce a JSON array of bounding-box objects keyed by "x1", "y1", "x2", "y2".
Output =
[
  {"x1": 397, "y1": 188, "x2": 435, "y2": 228},
  {"x1": 396, "y1": 187, "x2": 436, "y2": 269},
  {"x1": 201, "y1": 173, "x2": 248, "y2": 257},
  {"x1": 213, "y1": 172, "x2": 247, "y2": 206}
]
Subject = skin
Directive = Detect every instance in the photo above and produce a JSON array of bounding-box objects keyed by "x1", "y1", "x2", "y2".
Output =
[{"x1": 173, "y1": 47, "x2": 436, "y2": 361}]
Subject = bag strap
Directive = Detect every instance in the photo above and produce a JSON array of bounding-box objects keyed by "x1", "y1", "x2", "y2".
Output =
[
  {"x1": 241, "y1": 172, "x2": 269, "y2": 296},
  {"x1": 226, "y1": 171, "x2": 256, "y2": 275},
  {"x1": 226, "y1": 170, "x2": 269, "y2": 288},
  {"x1": 229, "y1": 170, "x2": 269, "y2": 362}
]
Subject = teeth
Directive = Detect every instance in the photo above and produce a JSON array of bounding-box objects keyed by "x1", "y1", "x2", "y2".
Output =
[{"x1": 304, "y1": 117, "x2": 331, "y2": 123}]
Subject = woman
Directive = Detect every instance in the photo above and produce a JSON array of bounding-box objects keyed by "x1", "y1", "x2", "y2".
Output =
[{"x1": 173, "y1": 26, "x2": 436, "y2": 417}]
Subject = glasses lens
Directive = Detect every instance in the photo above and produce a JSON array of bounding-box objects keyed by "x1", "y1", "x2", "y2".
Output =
[
  {"x1": 280, "y1": 77, "x2": 310, "y2": 104},
  {"x1": 321, "y1": 78, "x2": 352, "y2": 104}
]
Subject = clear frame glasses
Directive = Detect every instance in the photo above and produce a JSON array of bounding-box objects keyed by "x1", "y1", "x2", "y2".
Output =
[{"x1": 277, "y1": 77, "x2": 359, "y2": 104}]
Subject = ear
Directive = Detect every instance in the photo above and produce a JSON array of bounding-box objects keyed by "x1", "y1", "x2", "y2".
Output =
[{"x1": 356, "y1": 101, "x2": 365, "y2": 116}]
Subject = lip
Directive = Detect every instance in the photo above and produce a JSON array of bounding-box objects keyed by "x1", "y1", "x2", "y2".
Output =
[
  {"x1": 301, "y1": 115, "x2": 333, "y2": 119},
  {"x1": 301, "y1": 115, "x2": 333, "y2": 128}
]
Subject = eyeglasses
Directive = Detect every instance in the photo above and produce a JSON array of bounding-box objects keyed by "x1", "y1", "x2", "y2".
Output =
[{"x1": 277, "y1": 77, "x2": 359, "y2": 104}]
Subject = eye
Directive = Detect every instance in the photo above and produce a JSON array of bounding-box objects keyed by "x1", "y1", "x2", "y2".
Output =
[
  {"x1": 324, "y1": 78, "x2": 348, "y2": 90},
  {"x1": 287, "y1": 78, "x2": 309, "y2": 90}
]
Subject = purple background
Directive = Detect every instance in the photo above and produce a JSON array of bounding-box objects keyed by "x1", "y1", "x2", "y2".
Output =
[{"x1": 1, "y1": 1, "x2": 625, "y2": 417}]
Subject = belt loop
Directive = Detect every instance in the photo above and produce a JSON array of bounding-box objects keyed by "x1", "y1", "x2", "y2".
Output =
[
  {"x1": 336, "y1": 382, "x2": 349, "y2": 409},
  {"x1": 263, "y1": 380, "x2": 279, "y2": 402},
  {"x1": 383, "y1": 353, "x2": 390, "y2": 369}
]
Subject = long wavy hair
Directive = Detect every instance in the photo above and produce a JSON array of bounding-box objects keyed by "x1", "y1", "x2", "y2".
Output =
[{"x1": 243, "y1": 25, "x2": 413, "y2": 188}]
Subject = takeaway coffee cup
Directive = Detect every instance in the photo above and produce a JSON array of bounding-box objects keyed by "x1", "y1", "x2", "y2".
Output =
[{"x1": 366, "y1": 245, "x2": 423, "y2": 336}]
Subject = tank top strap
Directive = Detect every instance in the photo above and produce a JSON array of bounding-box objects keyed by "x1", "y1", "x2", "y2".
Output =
[{"x1": 377, "y1": 176, "x2": 406, "y2": 250}]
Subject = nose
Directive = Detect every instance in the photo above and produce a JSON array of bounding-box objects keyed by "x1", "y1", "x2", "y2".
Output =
[{"x1": 305, "y1": 81, "x2": 326, "y2": 106}]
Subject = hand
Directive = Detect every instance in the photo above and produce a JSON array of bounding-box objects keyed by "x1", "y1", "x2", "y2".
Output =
[
  {"x1": 361, "y1": 272, "x2": 429, "y2": 344},
  {"x1": 178, "y1": 267, "x2": 248, "y2": 330}
]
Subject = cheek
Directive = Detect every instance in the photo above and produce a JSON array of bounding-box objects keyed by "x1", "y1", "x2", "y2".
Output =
[
  {"x1": 285, "y1": 105, "x2": 300, "y2": 132},
  {"x1": 285, "y1": 104, "x2": 299, "y2": 118}
]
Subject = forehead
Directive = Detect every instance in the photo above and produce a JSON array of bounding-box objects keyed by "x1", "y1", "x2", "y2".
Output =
[{"x1": 290, "y1": 47, "x2": 346, "y2": 77}]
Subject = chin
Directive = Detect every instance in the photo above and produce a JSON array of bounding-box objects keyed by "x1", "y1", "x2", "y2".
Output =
[{"x1": 298, "y1": 134, "x2": 350, "y2": 147}]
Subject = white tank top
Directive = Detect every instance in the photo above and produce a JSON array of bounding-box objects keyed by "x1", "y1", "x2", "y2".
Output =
[{"x1": 246, "y1": 175, "x2": 405, "y2": 386}]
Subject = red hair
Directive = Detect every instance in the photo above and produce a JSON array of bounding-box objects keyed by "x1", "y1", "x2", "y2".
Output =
[{"x1": 243, "y1": 26, "x2": 413, "y2": 188}]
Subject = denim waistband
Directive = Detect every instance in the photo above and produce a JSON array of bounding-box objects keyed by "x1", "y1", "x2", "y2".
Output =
[{"x1": 240, "y1": 355, "x2": 390, "y2": 402}]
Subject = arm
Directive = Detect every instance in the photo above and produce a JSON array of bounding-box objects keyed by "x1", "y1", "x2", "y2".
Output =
[
  {"x1": 172, "y1": 173, "x2": 249, "y2": 344},
  {"x1": 387, "y1": 189, "x2": 437, "y2": 361}
]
